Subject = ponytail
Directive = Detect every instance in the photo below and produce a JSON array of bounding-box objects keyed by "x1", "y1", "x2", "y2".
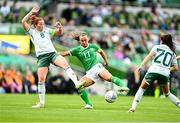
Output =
[
  {"x1": 71, "y1": 32, "x2": 80, "y2": 41},
  {"x1": 161, "y1": 34, "x2": 175, "y2": 53},
  {"x1": 71, "y1": 31, "x2": 87, "y2": 41}
]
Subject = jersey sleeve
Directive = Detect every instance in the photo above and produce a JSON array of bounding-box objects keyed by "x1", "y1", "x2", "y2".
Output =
[
  {"x1": 46, "y1": 27, "x2": 56, "y2": 37},
  {"x1": 27, "y1": 27, "x2": 33, "y2": 35},
  {"x1": 150, "y1": 45, "x2": 157, "y2": 55},
  {"x1": 91, "y1": 44, "x2": 102, "y2": 53},
  {"x1": 70, "y1": 47, "x2": 79, "y2": 56}
]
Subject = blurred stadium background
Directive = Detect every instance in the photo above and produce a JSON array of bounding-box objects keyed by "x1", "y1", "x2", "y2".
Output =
[{"x1": 0, "y1": 0, "x2": 180, "y2": 98}]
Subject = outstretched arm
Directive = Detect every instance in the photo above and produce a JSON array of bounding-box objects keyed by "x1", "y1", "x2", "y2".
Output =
[
  {"x1": 136, "y1": 52, "x2": 154, "y2": 73},
  {"x1": 99, "y1": 50, "x2": 109, "y2": 67},
  {"x1": 21, "y1": 7, "x2": 39, "y2": 31},
  {"x1": 60, "y1": 51, "x2": 71, "y2": 57}
]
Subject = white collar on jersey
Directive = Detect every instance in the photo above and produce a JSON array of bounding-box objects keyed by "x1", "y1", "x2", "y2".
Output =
[
  {"x1": 35, "y1": 27, "x2": 45, "y2": 32},
  {"x1": 80, "y1": 44, "x2": 89, "y2": 49}
]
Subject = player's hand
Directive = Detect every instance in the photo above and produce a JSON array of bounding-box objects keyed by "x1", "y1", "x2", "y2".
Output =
[
  {"x1": 54, "y1": 21, "x2": 62, "y2": 29},
  {"x1": 31, "y1": 7, "x2": 40, "y2": 14},
  {"x1": 54, "y1": 21, "x2": 63, "y2": 35}
]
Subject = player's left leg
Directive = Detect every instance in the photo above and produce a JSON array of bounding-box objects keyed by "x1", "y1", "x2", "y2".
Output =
[
  {"x1": 128, "y1": 78, "x2": 149, "y2": 112},
  {"x1": 162, "y1": 84, "x2": 180, "y2": 108},
  {"x1": 32, "y1": 67, "x2": 48, "y2": 108},
  {"x1": 98, "y1": 69, "x2": 129, "y2": 93}
]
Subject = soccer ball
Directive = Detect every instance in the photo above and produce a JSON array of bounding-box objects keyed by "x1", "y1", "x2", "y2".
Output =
[{"x1": 104, "y1": 90, "x2": 117, "y2": 103}]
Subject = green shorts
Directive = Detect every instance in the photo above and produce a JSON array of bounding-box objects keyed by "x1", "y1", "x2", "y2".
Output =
[
  {"x1": 37, "y1": 52, "x2": 59, "y2": 68},
  {"x1": 145, "y1": 73, "x2": 170, "y2": 85}
]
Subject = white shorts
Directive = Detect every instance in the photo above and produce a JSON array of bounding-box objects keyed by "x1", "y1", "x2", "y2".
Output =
[{"x1": 84, "y1": 63, "x2": 106, "y2": 81}]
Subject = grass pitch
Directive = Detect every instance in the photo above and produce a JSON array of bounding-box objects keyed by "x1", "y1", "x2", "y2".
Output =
[{"x1": 0, "y1": 94, "x2": 179, "y2": 122}]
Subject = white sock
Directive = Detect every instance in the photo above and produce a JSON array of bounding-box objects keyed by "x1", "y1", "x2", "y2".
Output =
[
  {"x1": 165, "y1": 92, "x2": 180, "y2": 107},
  {"x1": 132, "y1": 87, "x2": 146, "y2": 109},
  {"x1": 38, "y1": 82, "x2": 45, "y2": 105},
  {"x1": 65, "y1": 67, "x2": 79, "y2": 86}
]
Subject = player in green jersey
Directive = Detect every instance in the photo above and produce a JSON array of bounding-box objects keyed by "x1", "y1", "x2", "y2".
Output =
[
  {"x1": 129, "y1": 34, "x2": 180, "y2": 112},
  {"x1": 61, "y1": 32, "x2": 129, "y2": 109},
  {"x1": 22, "y1": 7, "x2": 83, "y2": 108}
]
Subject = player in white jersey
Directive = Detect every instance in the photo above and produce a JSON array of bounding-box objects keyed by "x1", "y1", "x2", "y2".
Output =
[
  {"x1": 129, "y1": 34, "x2": 180, "y2": 112},
  {"x1": 22, "y1": 7, "x2": 83, "y2": 108}
]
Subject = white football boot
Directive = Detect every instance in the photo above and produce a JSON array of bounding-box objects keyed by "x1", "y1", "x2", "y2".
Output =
[
  {"x1": 76, "y1": 81, "x2": 86, "y2": 90},
  {"x1": 32, "y1": 102, "x2": 44, "y2": 108},
  {"x1": 84, "y1": 104, "x2": 93, "y2": 109},
  {"x1": 117, "y1": 87, "x2": 130, "y2": 96},
  {"x1": 128, "y1": 107, "x2": 135, "y2": 113}
]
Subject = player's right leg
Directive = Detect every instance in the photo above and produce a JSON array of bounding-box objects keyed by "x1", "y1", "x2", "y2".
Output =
[
  {"x1": 128, "y1": 79, "x2": 149, "y2": 112},
  {"x1": 78, "y1": 76, "x2": 94, "y2": 109},
  {"x1": 32, "y1": 67, "x2": 48, "y2": 108},
  {"x1": 53, "y1": 55, "x2": 80, "y2": 88},
  {"x1": 162, "y1": 84, "x2": 180, "y2": 108},
  {"x1": 98, "y1": 69, "x2": 129, "y2": 95}
]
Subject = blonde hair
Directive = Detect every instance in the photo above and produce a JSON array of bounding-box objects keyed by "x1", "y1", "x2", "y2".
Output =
[{"x1": 29, "y1": 15, "x2": 43, "y2": 27}]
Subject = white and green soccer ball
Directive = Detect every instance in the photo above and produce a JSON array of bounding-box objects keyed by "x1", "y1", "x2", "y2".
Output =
[{"x1": 104, "y1": 90, "x2": 117, "y2": 103}]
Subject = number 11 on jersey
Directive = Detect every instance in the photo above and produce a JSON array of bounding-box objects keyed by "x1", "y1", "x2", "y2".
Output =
[{"x1": 83, "y1": 51, "x2": 90, "y2": 58}]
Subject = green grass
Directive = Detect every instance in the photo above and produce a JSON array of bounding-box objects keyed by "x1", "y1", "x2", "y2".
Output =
[{"x1": 0, "y1": 94, "x2": 180, "y2": 122}]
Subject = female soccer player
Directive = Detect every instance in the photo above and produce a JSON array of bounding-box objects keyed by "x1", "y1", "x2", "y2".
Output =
[
  {"x1": 61, "y1": 32, "x2": 129, "y2": 109},
  {"x1": 129, "y1": 34, "x2": 180, "y2": 112},
  {"x1": 22, "y1": 7, "x2": 82, "y2": 108}
]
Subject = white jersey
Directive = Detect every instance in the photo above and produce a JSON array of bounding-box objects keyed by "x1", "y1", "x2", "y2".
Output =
[
  {"x1": 147, "y1": 44, "x2": 177, "y2": 77},
  {"x1": 27, "y1": 27, "x2": 56, "y2": 57}
]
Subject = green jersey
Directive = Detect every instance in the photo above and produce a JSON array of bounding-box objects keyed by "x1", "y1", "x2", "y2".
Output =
[{"x1": 70, "y1": 43, "x2": 102, "y2": 71}]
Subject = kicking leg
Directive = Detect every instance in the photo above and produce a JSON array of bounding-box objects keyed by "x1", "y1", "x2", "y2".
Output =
[
  {"x1": 98, "y1": 70, "x2": 129, "y2": 94},
  {"x1": 54, "y1": 55, "x2": 79, "y2": 88}
]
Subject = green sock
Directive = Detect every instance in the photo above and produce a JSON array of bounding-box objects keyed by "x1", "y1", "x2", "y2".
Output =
[
  {"x1": 110, "y1": 76, "x2": 125, "y2": 87},
  {"x1": 78, "y1": 89, "x2": 92, "y2": 106}
]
